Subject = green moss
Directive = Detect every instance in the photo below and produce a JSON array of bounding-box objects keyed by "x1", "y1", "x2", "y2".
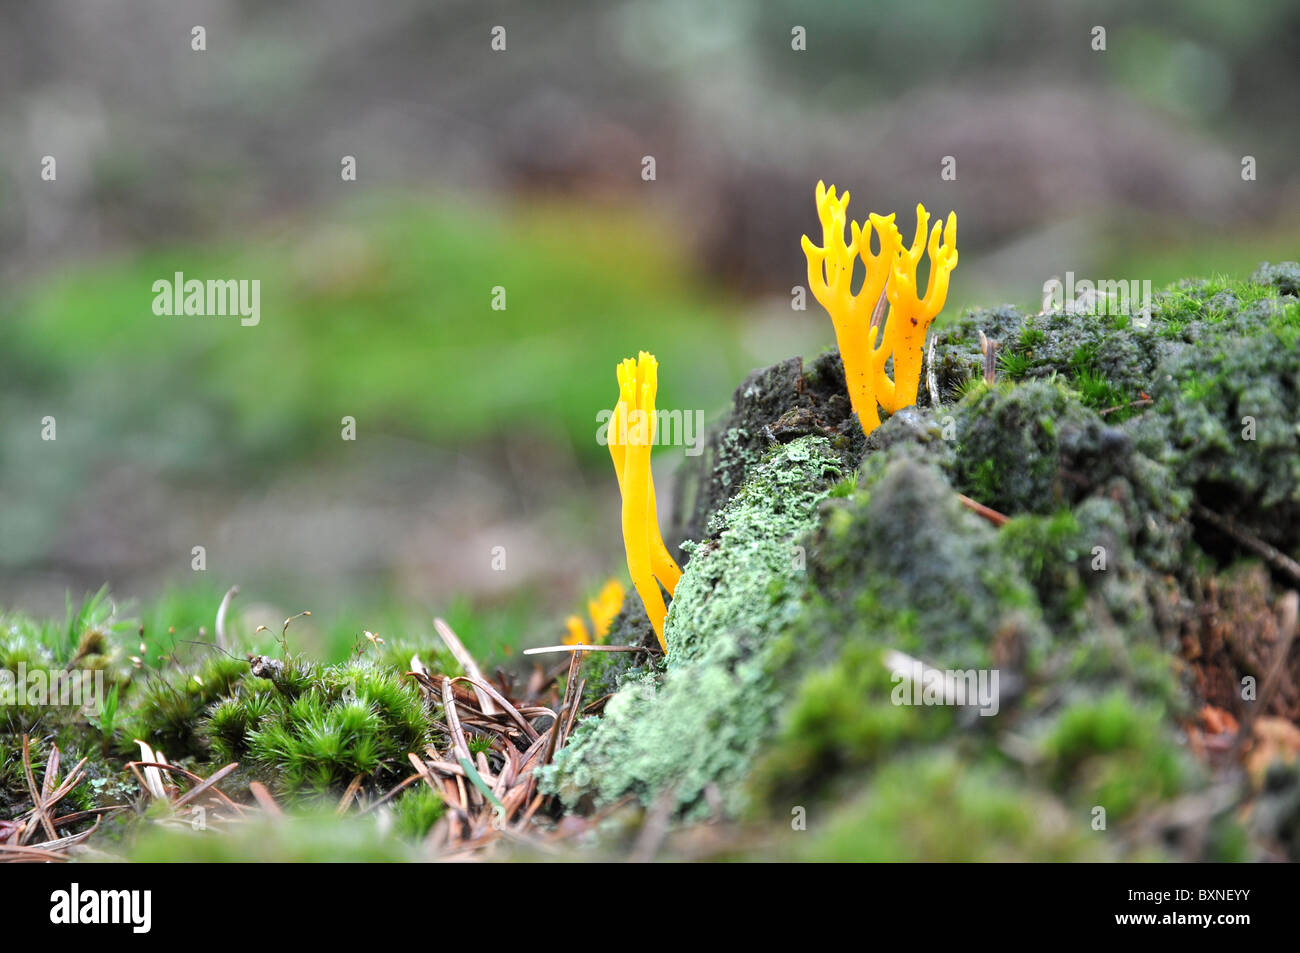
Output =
[
  {"x1": 116, "y1": 654, "x2": 250, "y2": 759},
  {"x1": 1019, "y1": 322, "x2": 1046, "y2": 349},
  {"x1": 216, "y1": 656, "x2": 432, "y2": 796},
  {"x1": 997, "y1": 347, "x2": 1034, "y2": 381},
  {"x1": 391, "y1": 783, "x2": 445, "y2": 840},
  {"x1": 1131, "y1": 293, "x2": 1300, "y2": 561},
  {"x1": 1042, "y1": 692, "x2": 1189, "y2": 820},
  {"x1": 996, "y1": 510, "x2": 1088, "y2": 625},
  {"x1": 827, "y1": 473, "x2": 858, "y2": 498},
  {"x1": 754, "y1": 642, "x2": 954, "y2": 803},
  {"x1": 736, "y1": 390, "x2": 1195, "y2": 853},
  {"x1": 1249, "y1": 261, "x2": 1300, "y2": 297},
  {"x1": 952, "y1": 380, "x2": 1109, "y2": 516},
  {"x1": 791, "y1": 753, "x2": 1104, "y2": 862}
]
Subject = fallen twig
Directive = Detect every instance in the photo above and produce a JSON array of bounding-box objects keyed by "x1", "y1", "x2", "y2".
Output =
[
  {"x1": 1192, "y1": 503, "x2": 1300, "y2": 586},
  {"x1": 435, "y1": 617, "x2": 498, "y2": 715},
  {"x1": 957, "y1": 494, "x2": 1009, "y2": 528},
  {"x1": 523, "y1": 644, "x2": 648, "y2": 655}
]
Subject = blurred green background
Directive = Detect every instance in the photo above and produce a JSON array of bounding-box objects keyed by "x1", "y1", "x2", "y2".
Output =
[{"x1": 3, "y1": 0, "x2": 1298, "y2": 660}]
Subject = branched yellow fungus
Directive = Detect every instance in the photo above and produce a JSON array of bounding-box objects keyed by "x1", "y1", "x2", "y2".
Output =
[
  {"x1": 562, "y1": 579, "x2": 625, "y2": 646},
  {"x1": 801, "y1": 181, "x2": 958, "y2": 431},
  {"x1": 607, "y1": 352, "x2": 681, "y2": 650},
  {"x1": 879, "y1": 204, "x2": 958, "y2": 414}
]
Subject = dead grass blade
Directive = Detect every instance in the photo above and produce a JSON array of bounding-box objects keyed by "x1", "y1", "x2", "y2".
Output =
[
  {"x1": 172, "y1": 762, "x2": 241, "y2": 811},
  {"x1": 248, "y1": 781, "x2": 284, "y2": 817},
  {"x1": 440, "y1": 676, "x2": 474, "y2": 764},
  {"x1": 20, "y1": 735, "x2": 57, "y2": 844},
  {"x1": 543, "y1": 649, "x2": 585, "y2": 766},
  {"x1": 522, "y1": 644, "x2": 649, "y2": 655},
  {"x1": 0, "y1": 843, "x2": 71, "y2": 863},
  {"x1": 434, "y1": 617, "x2": 498, "y2": 715},
  {"x1": 336, "y1": 773, "x2": 364, "y2": 815},
  {"x1": 450, "y1": 675, "x2": 539, "y2": 741}
]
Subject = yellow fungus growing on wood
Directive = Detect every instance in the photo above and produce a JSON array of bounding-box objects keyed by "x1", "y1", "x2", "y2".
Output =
[
  {"x1": 587, "y1": 578, "x2": 625, "y2": 637},
  {"x1": 879, "y1": 204, "x2": 959, "y2": 414},
  {"x1": 801, "y1": 181, "x2": 958, "y2": 432},
  {"x1": 563, "y1": 615, "x2": 590, "y2": 646},
  {"x1": 607, "y1": 352, "x2": 681, "y2": 650},
  {"x1": 562, "y1": 579, "x2": 625, "y2": 646}
]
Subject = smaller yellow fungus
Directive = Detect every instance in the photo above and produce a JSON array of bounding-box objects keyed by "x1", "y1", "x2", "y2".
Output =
[
  {"x1": 563, "y1": 615, "x2": 590, "y2": 646},
  {"x1": 562, "y1": 579, "x2": 625, "y2": 646},
  {"x1": 607, "y1": 352, "x2": 681, "y2": 651},
  {"x1": 587, "y1": 578, "x2": 625, "y2": 638}
]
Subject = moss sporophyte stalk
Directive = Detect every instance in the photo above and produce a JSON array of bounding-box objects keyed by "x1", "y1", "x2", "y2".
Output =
[
  {"x1": 607, "y1": 352, "x2": 682, "y2": 650},
  {"x1": 801, "y1": 180, "x2": 958, "y2": 434}
]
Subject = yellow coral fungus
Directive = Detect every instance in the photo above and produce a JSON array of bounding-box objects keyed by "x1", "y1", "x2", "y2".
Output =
[
  {"x1": 801, "y1": 181, "x2": 958, "y2": 431},
  {"x1": 587, "y1": 578, "x2": 625, "y2": 637},
  {"x1": 561, "y1": 579, "x2": 625, "y2": 646},
  {"x1": 607, "y1": 352, "x2": 681, "y2": 651},
  {"x1": 563, "y1": 615, "x2": 591, "y2": 646},
  {"x1": 879, "y1": 204, "x2": 958, "y2": 414}
]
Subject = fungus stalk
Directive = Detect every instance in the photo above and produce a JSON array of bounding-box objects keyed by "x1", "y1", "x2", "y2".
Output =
[{"x1": 608, "y1": 352, "x2": 681, "y2": 650}]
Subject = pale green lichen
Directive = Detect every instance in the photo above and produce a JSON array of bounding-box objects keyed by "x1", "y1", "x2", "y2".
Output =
[{"x1": 540, "y1": 436, "x2": 844, "y2": 815}]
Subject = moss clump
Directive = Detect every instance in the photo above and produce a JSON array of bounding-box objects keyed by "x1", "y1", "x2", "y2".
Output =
[
  {"x1": 541, "y1": 436, "x2": 844, "y2": 815},
  {"x1": 950, "y1": 380, "x2": 1128, "y2": 515},
  {"x1": 1042, "y1": 692, "x2": 1187, "y2": 821},
  {"x1": 926, "y1": 303, "x2": 1162, "y2": 418},
  {"x1": 115, "y1": 653, "x2": 250, "y2": 759},
  {"x1": 790, "y1": 753, "x2": 1104, "y2": 862},
  {"x1": 0, "y1": 586, "x2": 130, "y2": 743},
  {"x1": 391, "y1": 783, "x2": 446, "y2": 840},
  {"x1": 758, "y1": 642, "x2": 955, "y2": 802},
  {"x1": 812, "y1": 454, "x2": 1042, "y2": 668},
  {"x1": 753, "y1": 455, "x2": 1042, "y2": 806},
  {"x1": 205, "y1": 655, "x2": 432, "y2": 796},
  {"x1": 1133, "y1": 321, "x2": 1300, "y2": 562},
  {"x1": 1250, "y1": 261, "x2": 1300, "y2": 297},
  {"x1": 749, "y1": 447, "x2": 1196, "y2": 857}
]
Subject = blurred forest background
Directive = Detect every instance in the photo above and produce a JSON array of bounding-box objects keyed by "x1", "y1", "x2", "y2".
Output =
[{"x1": 3, "y1": 0, "x2": 1299, "y2": 659}]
